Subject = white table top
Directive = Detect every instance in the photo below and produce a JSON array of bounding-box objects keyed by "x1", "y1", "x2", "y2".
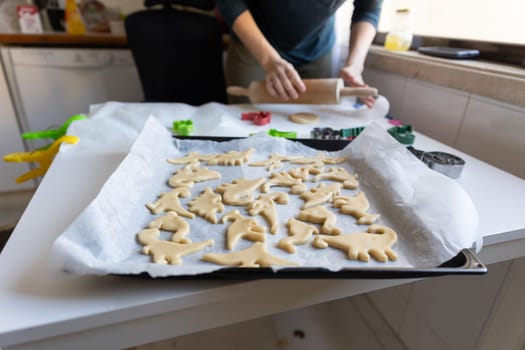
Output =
[{"x1": 1, "y1": 99, "x2": 525, "y2": 350}]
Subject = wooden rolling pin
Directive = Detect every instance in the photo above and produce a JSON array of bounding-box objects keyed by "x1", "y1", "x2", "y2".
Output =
[{"x1": 227, "y1": 78, "x2": 378, "y2": 104}]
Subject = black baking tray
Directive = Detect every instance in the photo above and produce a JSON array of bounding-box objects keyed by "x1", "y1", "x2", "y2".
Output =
[{"x1": 166, "y1": 135, "x2": 487, "y2": 279}]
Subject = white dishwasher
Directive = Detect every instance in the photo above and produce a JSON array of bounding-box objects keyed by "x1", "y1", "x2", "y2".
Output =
[{"x1": 0, "y1": 47, "x2": 144, "y2": 148}]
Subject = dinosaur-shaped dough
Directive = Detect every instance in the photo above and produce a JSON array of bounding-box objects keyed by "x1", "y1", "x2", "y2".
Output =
[
  {"x1": 288, "y1": 165, "x2": 324, "y2": 181},
  {"x1": 291, "y1": 152, "x2": 346, "y2": 168},
  {"x1": 261, "y1": 171, "x2": 307, "y2": 194},
  {"x1": 216, "y1": 177, "x2": 266, "y2": 206},
  {"x1": 313, "y1": 225, "x2": 398, "y2": 262},
  {"x1": 189, "y1": 187, "x2": 225, "y2": 224},
  {"x1": 222, "y1": 210, "x2": 266, "y2": 250},
  {"x1": 298, "y1": 205, "x2": 342, "y2": 235},
  {"x1": 168, "y1": 164, "x2": 221, "y2": 188},
  {"x1": 146, "y1": 187, "x2": 194, "y2": 218},
  {"x1": 207, "y1": 148, "x2": 255, "y2": 166},
  {"x1": 300, "y1": 182, "x2": 342, "y2": 208},
  {"x1": 148, "y1": 211, "x2": 191, "y2": 243},
  {"x1": 249, "y1": 153, "x2": 299, "y2": 171},
  {"x1": 277, "y1": 218, "x2": 319, "y2": 253},
  {"x1": 167, "y1": 151, "x2": 216, "y2": 166},
  {"x1": 333, "y1": 192, "x2": 380, "y2": 225},
  {"x1": 313, "y1": 167, "x2": 359, "y2": 189},
  {"x1": 137, "y1": 228, "x2": 214, "y2": 265},
  {"x1": 202, "y1": 242, "x2": 298, "y2": 267},
  {"x1": 247, "y1": 192, "x2": 289, "y2": 234}
]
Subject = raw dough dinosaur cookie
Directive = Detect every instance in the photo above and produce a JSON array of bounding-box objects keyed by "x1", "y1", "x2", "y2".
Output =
[
  {"x1": 202, "y1": 242, "x2": 299, "y2": 267},
  {"x1": 222, "y1": 210, "x2": 266, "y2": 250},
  {"x1": 146, "y1": 187, "x2": 194, "y2": 218},
  {"x1": 137, "y1": 228, "x2": 214, "y2": 265},
  {"x1": 261, "y1": 171, "x2": 307, "y2": 194},
  {"x1": 313, "y1": 225, "x2": 398, "y2": 262},
  {"x1": 148, "y1": 211, "x2": 191, "y2": 243},
  {"x1": 291, "y1": 152, "x2": 346, "y2": 168},
  {"x1": 249, "y1": 153, "x2": 299, "y2": 171},
  {"x1": 216, "y1": 177, "x2": 266, "y2": 205},
  {"x1": 289, "y1": 112, "x2": 319, "y2": 124},
  {"x1": 300, "y1": 182, "x2": 343, "y2": 208},
  {"x1": 207, "y1": 148, "x2": 255, "y2": 166},
  {"x1": 277, "y1": 218, "x2": 319, "y2": 253},
  {"x1": 167, "y1": 151, "x2": 215, "y2": 166},
  {"x1": 298, "y1": 205, "x2": 342, "y2": 235},
  {"x1": 169, "y1": 165, "x2": 221, "y2": 188},
  {"x1": 333, "y1": 192, "x2": 380, "y2": 225},
  {"x1": 288, "y1": 165, "x2": 323, "y2": 181},
  {"x1": 313, "y1": 167, "x2": 359, "y2": 189},
  {"x1": 189, "y1": 187, "x2": 225, "y2": 224},
  {"x1": 247, "y1": 192, "x2": 289, "y2": 234}
]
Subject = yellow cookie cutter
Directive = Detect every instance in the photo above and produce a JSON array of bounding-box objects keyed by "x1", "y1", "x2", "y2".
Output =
[{"x1": 3, "y1": 135, "x2": 79, "y2": 183}]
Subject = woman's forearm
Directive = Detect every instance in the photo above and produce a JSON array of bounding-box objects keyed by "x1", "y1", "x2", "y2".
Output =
[{"x1": 345, "y1": 21, "x2": 377, "y2": 72}]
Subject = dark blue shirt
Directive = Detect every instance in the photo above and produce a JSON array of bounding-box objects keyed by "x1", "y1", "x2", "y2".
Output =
[{"x1": 217, "y1": 0, "x2": 383, "y2": 65}]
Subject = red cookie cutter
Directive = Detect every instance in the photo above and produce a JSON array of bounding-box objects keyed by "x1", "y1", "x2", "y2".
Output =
[{"x1": 241, "y1": 111, "x2": 272, "y2": 126}]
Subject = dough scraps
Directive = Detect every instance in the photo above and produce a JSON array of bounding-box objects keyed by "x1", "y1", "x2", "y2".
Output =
[
  {"x1": 138, "y1": 228, "x2": 214, "y2": 265},
  {"x1": 169, "y1": 164, "x2": 221, "y2": 188},
  {"x1": 249, "y1": 153, "x2": 299, "y2": 171},
  {"x1": 146, "y1": 187, "x2": 194, "y2": 218},
  {"x1": 261, "y1": 171, "x2": 307, "y2": 194},
  {"x1": 247, "y1": 192, "x2": 289, "y2": 234},
  {"x1": 313, "y1": 225, "x2": 398, "y2": 262},
  {"x1": 189, "y1": 187, "x2": 225, "y2": 224},
  {"x1": 288, "y1": 112, "x2": 319, "y2": 124},
  {"x1": 207, "y1": 148, "x2": 255, "y2": 166},
  {"x1": 167, "y1": 151, "x2": 215, "y2": 166},
  {"x1": 313, "y1": 167, "x2": 359, "y2": 189},
  {"x1": 222, "y1": 210, "x2": 266, "y2": 250},
  {"x1": 298, "y1": 205, "x2": 342, "y2": 235},
  {"x1": 148, "y1": 211, "x2": 191, "y2": 243},
  {"x1": 333, "y1": 192, "x2": 380, "y2": 225},
  {"x1": 277, "y1": 218, "x2": 319, "y2": 254},
  {"x1": 202, "y1": 242, "x2": 299, "y2": 267},
  {"x1": 216, "y1": 177, "x2": 266, "y2": 206},
  {"x1": 300, "y1": 182, "x2": 343, "y2": 208}
]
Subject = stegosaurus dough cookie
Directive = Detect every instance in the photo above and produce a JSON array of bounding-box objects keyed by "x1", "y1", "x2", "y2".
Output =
[
  {"x1": 222, "y1": 210, "x2": 266, "y2": 250},
  {"x1": 261, "y1": 171, "x2": 307, "y2": 194},
  {"x1": 202, "y1": 242, "x2": 299, "y2": 267},
  {"x1": 189, "y1": 187, "x2": 225, "y2": 224},
  {"x1": 249, "y1": 153, "x2": 299, "y2": 171},
  {"x1": 298, "y1": 205, "x2": 342, "y2": 235},
  {"x1": 291, "y1": 152, "x2": 346, "y2": 168},
  {"x1": 167, "y1": 151, "x2": 216, "y2": 166},
  {"x1": 333, "y1": 192, "x2": 380, "y2": 225},
  {"x1": 169, "y1": 165, "x2": 221, "y2": 188},
  {"x1": 207, "y1": 148, "x2": 255, "y2": 166},
  {"x1": 300, "y1": 182, "x2": 343, "y2": 209},
  {"x1": 247, "y1": 192, "x2": 289, "y2": 234},
  {"x1": 216, "y1": 177, "x2": 266, "y2": 206},
  {"x1": 138, "y1": 228, "x2": 214, "y2": 265},
  {"x1": 146, "y1": 187, "x2": 194, "y2": 218},
  {"x1": 277, "y1": 218, "x2": 319, "y2": 254},
  {"x1": 313, "y1": 225, "x2": 398, "y2": 262},
  {"x1": 313, "y1": 167, "x2": 359, "y2": 189},
  {"x1": 148, "y1": 211, "x2": 191, "y2": 243}
]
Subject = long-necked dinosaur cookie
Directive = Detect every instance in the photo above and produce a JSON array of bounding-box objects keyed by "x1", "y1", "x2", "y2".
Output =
[
  {"x1": 148, "y1": 211, "x2": 191, "y2": 243},
  {"x1": 333, "y1": 192, "x2": 380, "y2": 225},
  {"x1": 298, "y1": 205, "x2": 342, "y2": 235},
  {"x1": 249, "y1": 153, "x2": 299, "y2": 171},
  {"x1": 137, "y1": 228, "x2": 214, "y2": 265},
  {"x1": 167, "y1": 151, "x2": 216, "y2": 166},
  {"x1": 313, "y1": 167, "x2": 359, "y2": 189},
  {"x1": 202, "y1": 242, "x2": 299, "y2": 267},
  {"x1": 247, "y1": 192, "x2": 289, "y2": 234},
  {"x1": 277, "y1": 218, "x2": 319, "y2": 253},
  {"x1": 300, "y1": 182, "x2": 343, "y2": 208},
  {"x1": 146, "y1": 187, "x2": 194, "y2": 218},
  {"x1": 169, "y1": 164, "x2": 221, "y2": 188},
  {"x1": 222, "y1": 210, "x2": 266, "y2": 250},
  {"x1": 188, "y1": 187, "x2": 225, "y2": 224},
  {"x1": 313, "y1": 225, "x2": 398, "y2": 262},
  {"x1": 207, "y1": 148, "x2": 255, "y2": 166},
  {"x1": 216, "y1": 177, "x2": 266, "y2": 206},
  {"x1": 291, "y1": 152, "x2": 346, "y2": 168},
  {"x1": 261, "y1": 171, "x2": 307, "y2": 194}
]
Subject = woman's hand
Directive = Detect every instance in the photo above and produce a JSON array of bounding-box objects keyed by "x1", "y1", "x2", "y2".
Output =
[
  {"x1": 340, "y1": 64, "x2": 375, "y2": 108},
  {"x1": 262, "y1": 57, "x2": 306, "y2": 100}
]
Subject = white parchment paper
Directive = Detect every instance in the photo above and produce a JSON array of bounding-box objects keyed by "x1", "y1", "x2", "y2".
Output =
[{"x1": 52, "y1": 117, "x2": 480, "y2": 277}]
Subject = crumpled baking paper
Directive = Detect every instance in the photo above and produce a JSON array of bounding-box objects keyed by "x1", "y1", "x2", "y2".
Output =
[{"x1": 51, "y1": 116, "x2": 480, "y2": 277}]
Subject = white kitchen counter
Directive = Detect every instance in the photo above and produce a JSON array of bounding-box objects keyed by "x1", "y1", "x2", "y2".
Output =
[{"x1": 1, "y1": 99, "x2": 525, "y2": 350}]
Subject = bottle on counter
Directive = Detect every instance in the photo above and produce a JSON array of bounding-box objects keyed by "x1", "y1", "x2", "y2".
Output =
[
  {"x1": 384, "y1": 8, "x2": 414, "y2": 52},
  {"x1": 65, "y1": 0, "x2": 86, "y2": 34}
]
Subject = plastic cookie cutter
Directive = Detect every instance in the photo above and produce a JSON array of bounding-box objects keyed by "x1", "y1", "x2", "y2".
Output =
[
  {"x1": 172, "y1": 120, "x2": 194, "y2": 136},
  {"x1": 21, "y1": 114, "x2": 87, "y2": 141},
  {"x1": 3, "y1": 135, "x2": 79, "y2": 183},
  {"x1": 241, "y1": 111, "x2": 272, "y2": 126},
  {"x1": 387, "y1": 125, "x2": 415, "y2": 145},
  {"x1": 267, "y1": 128, "x2": 297, "y2": 139},
  {"x1": 340, "y1": 126, "x2": 365, "y2": 140}
]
